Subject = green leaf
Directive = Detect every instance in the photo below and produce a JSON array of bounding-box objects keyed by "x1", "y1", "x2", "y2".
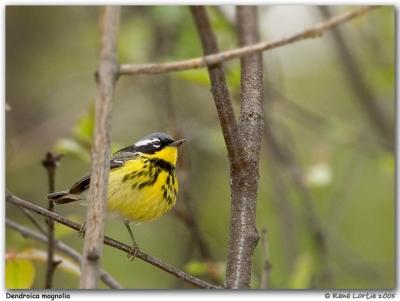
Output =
[
  {"x1": 6, "y1": 258, "x2": 36, "y2": 289},
  {"x1": 54, "y1": 138, "x2": 90, "y2": 162},
  {"x1": 185, "y1": 261, "x2": 208, "y2": 275},
  {"x1": 172, "y1": 60, "x2": 239, "y2": 89},
  {"x1": 73, "y1": 104, "x2": 94, "y2": 146},
  {"x1": 184, "y1": 260, "x2": 225, "y2": 282},
  {"x1": 174, "y1": 69, "x2": 210, "y2": 86}
]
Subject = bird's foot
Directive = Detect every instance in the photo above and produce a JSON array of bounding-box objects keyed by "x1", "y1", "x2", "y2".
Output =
[
  {"x1": 79, "y1": 222, "x2": 86, "y2": 238},
  {"x1": 127, "y1": 243, "x2": 140, "y2": 261}
]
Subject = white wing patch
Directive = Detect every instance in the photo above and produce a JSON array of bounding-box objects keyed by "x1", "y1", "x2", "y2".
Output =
[{"x1": 135, "y1": 138, "x2": 160, "y2": 147}]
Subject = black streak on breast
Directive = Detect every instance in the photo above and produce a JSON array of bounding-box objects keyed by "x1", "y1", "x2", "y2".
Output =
[{"x1": 121, "y1": 158, "x2": 176, "y2": 197}]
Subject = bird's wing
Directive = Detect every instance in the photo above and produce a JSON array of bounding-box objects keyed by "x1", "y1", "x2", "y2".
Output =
[
  {"x1": 69, "y1": 173, "x2": 91, "y2": 194},
  {"x1": 69, "y1": 151, "x2": 139, "y2": 194}
]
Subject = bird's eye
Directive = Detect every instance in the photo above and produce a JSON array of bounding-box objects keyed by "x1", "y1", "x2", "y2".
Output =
[{"x1": 153, "y1": 142, "x2": 161, "y2": 148}]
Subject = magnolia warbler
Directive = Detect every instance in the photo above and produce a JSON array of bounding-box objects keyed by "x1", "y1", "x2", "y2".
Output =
[{"x1": 48, "y1": 132, "x2": 186, "y2": 258}]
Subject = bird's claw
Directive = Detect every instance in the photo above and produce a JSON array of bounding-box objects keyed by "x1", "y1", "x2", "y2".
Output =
[
  {"x1": 79, "y1": 223, "x2": 86, "y2": 238},
  {"x1": 127, "y1": 244, "x2": 140, "y2": 261}
]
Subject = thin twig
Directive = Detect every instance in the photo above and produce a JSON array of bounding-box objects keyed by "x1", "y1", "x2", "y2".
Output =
[
  {"x1": 80, "y1": 6, "x2": 120, "y2": 289},
  {"x1": 119, "y1": 6, "x2": 380, "y2": 75},
  {"x1": 174, "y1": 204, "x2": 212, "y2": 261},
  {"x1": 42, "y1": 152, "x2": 63, "y2": 289},
  {"x1": 189, "y1": 7, "x2": 251, "y2": 285},
  {"x1": 16, "y1": 206, "x2": 47, "y2": 235},
  {"x1": 6, "y1": 192, "x2": 220, "y2": 289},
  {"x1": 5, "y1": 219, "x2": 122, "y2": 289},
  {"x1": 190, "y1": 5, "x2": 265, "y2": 288},
  {"x1": 190, "y1": 6, "x2": 243, "y2": 172}
]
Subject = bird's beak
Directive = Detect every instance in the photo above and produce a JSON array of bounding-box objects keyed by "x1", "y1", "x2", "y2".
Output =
[{"x1": 170, "y1": 139, "x2": 186, "y2": 147}]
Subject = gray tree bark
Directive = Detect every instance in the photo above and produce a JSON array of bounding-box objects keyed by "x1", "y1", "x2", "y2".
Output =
[
  {"x1": 80, "y1": 6, "x2": 120, "y2": 289},
  {"x1": 225, "y1": 6, "x2": 264, "y2": 289}
]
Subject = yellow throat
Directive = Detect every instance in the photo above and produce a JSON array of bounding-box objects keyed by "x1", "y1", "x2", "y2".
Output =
[{"x1": 143, "y1": 146, "x2": 178, "y2": 165}]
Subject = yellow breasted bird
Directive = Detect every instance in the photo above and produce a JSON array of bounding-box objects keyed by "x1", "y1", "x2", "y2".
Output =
[{"x1": 48, "y1": 132, "x2": 185, "y2": 258}]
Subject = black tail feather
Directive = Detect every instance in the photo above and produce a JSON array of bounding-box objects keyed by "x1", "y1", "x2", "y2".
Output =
[{"x1": 47, "y1": 191, "x2": 80, "y2": 204}]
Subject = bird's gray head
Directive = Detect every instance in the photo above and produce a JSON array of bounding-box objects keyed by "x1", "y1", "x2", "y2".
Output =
[{"x1": 114, "y1": 132, "x2": 185, "y2": 155}]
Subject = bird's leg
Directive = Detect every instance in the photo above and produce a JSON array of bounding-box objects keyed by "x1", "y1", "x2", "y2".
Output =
[
  {"x1": 79, "y1": 222, "x2": 86, "y2": 238},
  {"x1": 124, "y1": 221, "x2": 140, "y2": 260}
]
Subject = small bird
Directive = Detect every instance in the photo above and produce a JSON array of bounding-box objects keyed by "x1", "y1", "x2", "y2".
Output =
[{"x1": 48, "y1": 132, "x2": 186, "y2": 258}]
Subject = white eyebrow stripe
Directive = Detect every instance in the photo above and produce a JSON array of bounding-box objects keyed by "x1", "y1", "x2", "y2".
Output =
[{"x1": 135, "y1": 138, "x2": 160, "y2": 147}]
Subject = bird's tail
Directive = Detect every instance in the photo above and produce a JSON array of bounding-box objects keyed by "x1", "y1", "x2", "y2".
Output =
[{"x1": 48, "y1": 191, "x2": 81, "y2": 204}]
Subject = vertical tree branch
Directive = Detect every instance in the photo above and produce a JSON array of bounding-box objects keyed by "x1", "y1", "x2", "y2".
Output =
[
  {"x1": 224, "y1": 6, "x2": 264, "y2": 289},
  {"x1": 190, "y1": 6, "x2": 243, "y2": 171},
  {"x1": 318, "y1": 6, "x2": 394, "y2": 152},
  {"x1": 190, "y1": 4, "x2": 241, "y2": 282},
  {"x1": 42, "y1": 152, "x2": 62, "y2": 288},
  {"x1": 191, "y1": 5, "x2": 264, "y2": 288},
  {"x1": 80, "y1": 6, "x2": 120, "y2": 289}
]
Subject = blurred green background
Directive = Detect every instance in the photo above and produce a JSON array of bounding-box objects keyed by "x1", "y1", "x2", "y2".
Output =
[{"x1": 5, "y1": 6, "x2": 395, "y2": 289}]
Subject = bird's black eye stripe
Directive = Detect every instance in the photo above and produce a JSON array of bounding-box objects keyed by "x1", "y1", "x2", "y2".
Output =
[
  {"x1": 133, "y1": 138, "x2": 163, "y2": 154},
  {"x1": 130, "y1": 133, "x2": 176, "y2": 154}
]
